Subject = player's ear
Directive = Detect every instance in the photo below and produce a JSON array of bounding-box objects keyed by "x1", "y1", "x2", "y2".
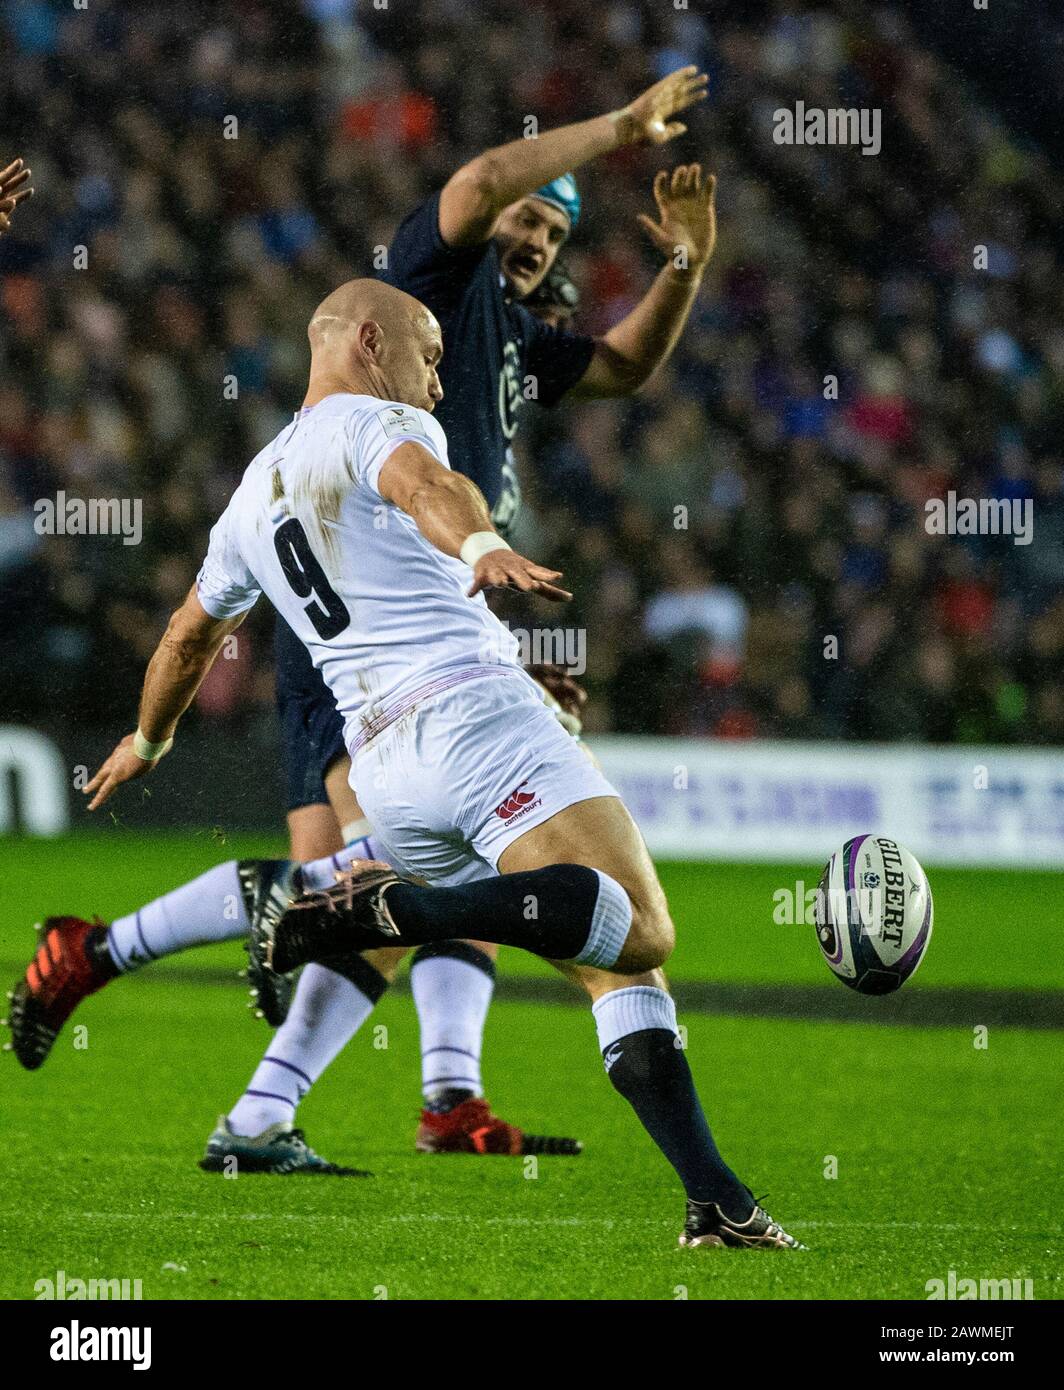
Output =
[{"x1": 357, "y1": 319, "x2": 384, "y2": 360}]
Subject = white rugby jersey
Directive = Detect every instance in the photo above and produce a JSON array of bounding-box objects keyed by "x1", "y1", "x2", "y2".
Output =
[{"x1": 196, "y1": 392, "x2": 521, "y2": 753}]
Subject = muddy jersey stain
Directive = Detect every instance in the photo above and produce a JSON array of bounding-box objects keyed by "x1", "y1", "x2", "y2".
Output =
[{"x1": 291, "y1": 424, "x2": 351, "y2": 573}]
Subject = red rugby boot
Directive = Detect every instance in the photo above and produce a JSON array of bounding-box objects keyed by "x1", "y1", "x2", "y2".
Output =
[
  {"x1": 415, "y1": 1096, "x2": 582, "y2": 1156},
  {"x1": 4, "y1": 917, "x2": 116, "y2": 1070}
]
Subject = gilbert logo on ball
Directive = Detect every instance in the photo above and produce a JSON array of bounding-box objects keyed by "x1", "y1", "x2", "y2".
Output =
[{"x1": 814, "y1": 835, "x2": 933, "y2": 995}]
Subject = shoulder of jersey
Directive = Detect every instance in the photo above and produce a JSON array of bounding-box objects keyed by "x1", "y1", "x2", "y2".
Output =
[
  {"x1": 371, "y1": 401, "x2": 444, "y2": 453},
  {"x1": 370, "y1": 400, "x2": 429, "y2": 437}
]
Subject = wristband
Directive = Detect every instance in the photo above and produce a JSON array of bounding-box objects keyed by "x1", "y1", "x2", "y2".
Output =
[
  {"x1": 607, "y1": 107, "x2": 635, "y2": 144},
  {"x1": 460, "y1": 532, "x2": 511, "y2": 567},
  {"x1": 133, "y1": 729, "x2": 174, "y2": 762}
]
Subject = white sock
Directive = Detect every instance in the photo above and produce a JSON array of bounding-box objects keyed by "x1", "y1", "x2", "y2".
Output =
[
  {"x1": 227, "y1": 827, "x2": 389, "y2": 1136},
  {"x1": 572, "y1": 870, "x2": 632, "y2": 969},
  {"x1": 592, "y1": 985, "x2": 678, "y2": 1051},
  {"x1": 299, "y1": 832, "x2": 386, "y2": 892},
  {"x1": 227, "y1": 961, "x2": 386, "y2": 1135},
  {"x1": 107, "y1": 861, "x2": 248, "y2": 972},
  {"x1": 410, "y1": 945, "x2": 495, "y2": 1102}
]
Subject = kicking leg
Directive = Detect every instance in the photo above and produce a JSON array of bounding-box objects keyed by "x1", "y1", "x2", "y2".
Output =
[
  {"x1": 272, "y1": 789, "x2": 802, "y2": 1244},
  {"x1": 238, "y1": 761, "x2": 580, "y2": 1159},
  {"x1": 273, "y1": 795, "x2": 666, "y2": 974}
]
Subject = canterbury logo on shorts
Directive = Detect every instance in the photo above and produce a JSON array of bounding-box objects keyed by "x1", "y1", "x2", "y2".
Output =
[{"x1": 493, "y1": 781, "x2": 540, "y2": 824}]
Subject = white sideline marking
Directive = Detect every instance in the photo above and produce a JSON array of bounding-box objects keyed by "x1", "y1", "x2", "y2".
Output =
[
  {"x1": 76, "y1": 1210, "x2": 625, "y2": 1228},
  {"x1": 71, "y1": 1211, "x2": 1058, "y2": 1235}
]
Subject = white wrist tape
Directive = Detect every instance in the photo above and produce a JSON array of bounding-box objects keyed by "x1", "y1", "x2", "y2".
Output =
[
  {"x1": 460, "y1": 532, "x2": 511, "y2": 567},
  {"x1": 608, "y1": 107, "x2": 633, "y2": 142},
  {"x1": 133, "y1": 729, "x2": 174, "y2": 762}
]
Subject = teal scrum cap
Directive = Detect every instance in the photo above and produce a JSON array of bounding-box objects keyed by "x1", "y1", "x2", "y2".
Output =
[{"x1": 530, "y1": 173, "x2": 581, "y2": 230}]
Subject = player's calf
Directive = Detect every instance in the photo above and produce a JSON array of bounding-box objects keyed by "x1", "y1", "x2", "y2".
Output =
[
  {"x1": 265, "y1": 860, "x2": 640, "y2": 973},
  {"x1": 614, "y1": 893, "x2": 674, "y2": 974},
  {"x1": 498, "y1": 792, "x2": 676, "y2": 974}
]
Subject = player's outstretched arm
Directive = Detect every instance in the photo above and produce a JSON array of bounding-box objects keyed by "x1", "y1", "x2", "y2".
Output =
[
  {"x1": 573, "y1": 165, "x2": 716, "y2": 398},
  {"x1": 439, "y1": 66, "x2": 708, "y2": 246},
  {"x1": 378, "y1": 441, "x2": 571, "y2": 602},
  {"x1": 84, "y1": 587, "x2": 248, "y2": 809},
  {"x1": 0, "y1": 157, "x2": 33, "y2": 236}
]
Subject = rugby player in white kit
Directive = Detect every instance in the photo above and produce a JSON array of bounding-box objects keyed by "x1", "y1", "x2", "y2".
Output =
[{"x1": 74, "y1": 278, "x2": 803, "y2": 1249}]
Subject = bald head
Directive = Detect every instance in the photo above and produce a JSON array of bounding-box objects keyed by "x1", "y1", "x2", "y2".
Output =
[
  {"x1": 309, "y1": 277, "x2": 425, "y2": 346},
  {"x1": 304, "y1": 277, "x2": 443, "y2": 413}
]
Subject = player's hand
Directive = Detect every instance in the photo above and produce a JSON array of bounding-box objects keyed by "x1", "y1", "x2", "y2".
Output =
[
  {"x1": 525, "y1": 663, "x2": 588, "y2": 721},
  {"x1": 638, "y1": 164, "x2": 717, "y2": 272},
  {"x1": 468, "y1": 551, "x2": 572, "y2": 602},
  {"x1": 0, "y1": 158, "x2": 33, "y2": 237},
  {"x1": 83, "y1": 734, "x2": 161, "y2": 811},
  {"x1": 617, "y1": 66, "x2": 708, "y2": 147}
]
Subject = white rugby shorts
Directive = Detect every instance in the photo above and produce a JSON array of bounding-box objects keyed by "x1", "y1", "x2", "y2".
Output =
[{"x1": 348, "y1": 668, "x2": 618, "y2": 886}]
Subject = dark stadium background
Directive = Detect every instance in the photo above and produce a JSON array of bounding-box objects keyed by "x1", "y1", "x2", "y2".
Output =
[
  {"x1": 2, "y1": 0, "x2": 1063, "y2": 831},
  {"x1": 1, "y1": 0, "x2": 1062, "y2": 1315}
]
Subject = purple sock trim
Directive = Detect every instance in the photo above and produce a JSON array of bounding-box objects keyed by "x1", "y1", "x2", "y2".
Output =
[
  {"x1": 421, "y1": 1045, "x2": 479, "y2": 1061},
  {"x1": 422, "y1": 1074, "x2": 480, "y2": 1087},
  {"x1": 243, "y1": 1090, "x2": 296, "y2": 1107},
  {"x1": 106, "y1": 925, "x2": 130, "y2": 973},
  {"x1": 263, "y1": 1055, "x2": 312, "y2": 1088},
  {"x1": 133, "y1": 911, "x2": 158, "y2": 962}
]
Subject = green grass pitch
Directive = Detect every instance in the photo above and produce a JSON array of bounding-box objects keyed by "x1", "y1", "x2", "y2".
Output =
[{"x1": 0, "y1": 833, "x2": 1060, "y2": 1300}]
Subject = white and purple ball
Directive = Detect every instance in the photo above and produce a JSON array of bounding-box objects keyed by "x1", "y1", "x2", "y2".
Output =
[{"x1": 814, "y1": 835, "x2": 933, "y2": 995}]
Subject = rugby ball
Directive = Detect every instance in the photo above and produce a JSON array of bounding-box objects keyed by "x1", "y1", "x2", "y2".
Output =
[{"x1": 814, "y1": 835, "x2": 933, "y2": 994}]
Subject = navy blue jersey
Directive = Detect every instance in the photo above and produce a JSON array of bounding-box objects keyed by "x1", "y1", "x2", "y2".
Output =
[
  {"x1": 380, "y1": 191, "x2": 595, "y2": 530},
  {"x1": 274, "y1": 192, "x2": 594, "y2": 811}
]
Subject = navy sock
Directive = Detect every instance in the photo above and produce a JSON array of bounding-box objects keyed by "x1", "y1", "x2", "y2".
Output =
[
  {"x1": 386, "y1": 865, "x2": 605, "y2": 961},
  {"x1": 604, "y1": 1028, "x2": 752, "y2": 1218}
]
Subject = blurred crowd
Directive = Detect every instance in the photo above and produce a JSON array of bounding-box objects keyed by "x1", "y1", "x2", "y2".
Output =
[{"x1": 1, "y1": 0, "x2": 1062, "y2": 745}]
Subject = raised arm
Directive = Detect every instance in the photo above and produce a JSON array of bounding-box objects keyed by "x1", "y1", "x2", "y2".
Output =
[
  {"x1": 84, "y1": 587, "x2": 248, "y2": 809},
  {"x1": 438, "y1": 66, "x2": 708, "y2": 246},
  {"x1": 377, "y1": 440, "x2": 571, "y2": 601},
  {"x1": 574, "y1": 165, "x2": 717, "y2": 398}
]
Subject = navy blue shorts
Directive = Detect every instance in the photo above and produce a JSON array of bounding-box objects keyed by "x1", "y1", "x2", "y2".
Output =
[{"x1": 275, "y1": 615, "x2": 347, "y2": 812}]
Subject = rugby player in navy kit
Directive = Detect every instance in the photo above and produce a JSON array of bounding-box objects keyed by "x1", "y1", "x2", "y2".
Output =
[{"x1": 10, "y1": 68, "x2": 721, "y2": 1172}]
